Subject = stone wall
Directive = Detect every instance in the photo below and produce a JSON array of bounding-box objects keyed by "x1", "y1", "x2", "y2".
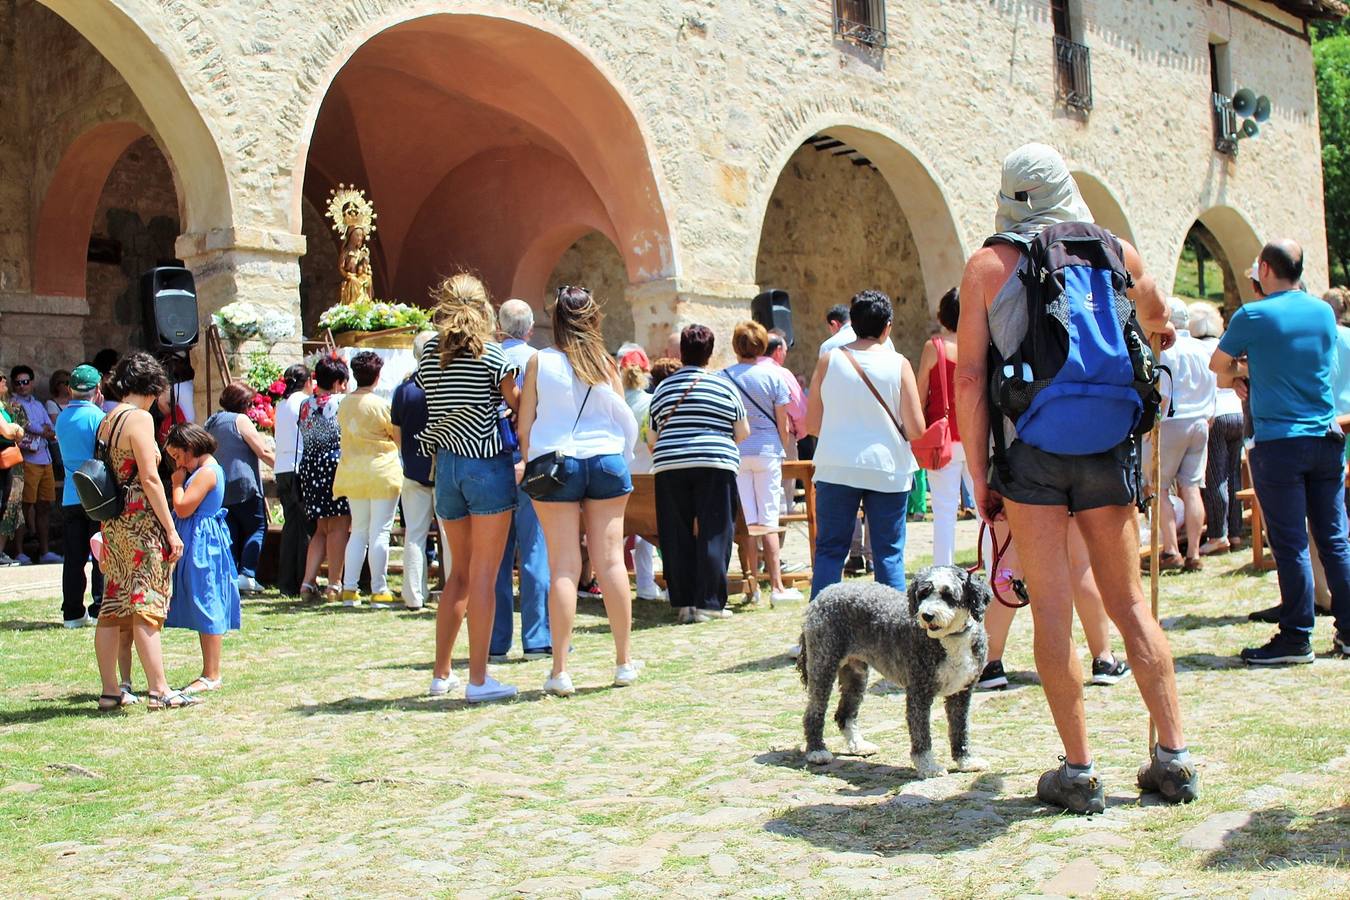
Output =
[
  {"x1": 755, "y1": 143, "x2": 926, "y2": 376},
  {"x1": 299, "y1": 195, "x2": 341, "y2": 337},
  {"x1": 544, "y1": 232, "x2": 634, "y2": 353},
  {"x1": 84, "y1": 136, "x2": 181, "y2": 360}
]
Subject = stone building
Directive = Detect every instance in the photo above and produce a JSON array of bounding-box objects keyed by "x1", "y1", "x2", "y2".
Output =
[{"x1": 0, "y1": 0, "x2": 1342, "y2": 399}]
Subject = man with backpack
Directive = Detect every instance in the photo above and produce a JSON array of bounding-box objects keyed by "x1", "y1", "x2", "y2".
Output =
[
  {"x1": 955, "y1": 144, "x2": 1197, "y2": 814},
  {"x1": 1210, "y1": 239, "x2": 1350, "y2": 665}
]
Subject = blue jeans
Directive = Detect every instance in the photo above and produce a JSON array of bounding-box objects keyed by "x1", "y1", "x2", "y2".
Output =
[
  {"x1": 1249, "y1": 434, "x2": 1350, "y2": 639},
  {"x1": 225, "y1": 495, "x2": 267, "y2": 580},
  {"x1": 811, "y1": 481, "x2": 909, "y2": 597},
  {"x1": 492, "y1": 483, "x2": 551, "y2": 655}
]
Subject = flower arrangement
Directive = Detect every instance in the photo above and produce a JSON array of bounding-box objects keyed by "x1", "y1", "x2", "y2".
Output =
[
  {"x1": 317, "y1": 300, "x2": 430, "y2": 335},
  {"x1": 212, "y1": 301, "x2": 296, "y2": 344},
  {"x1": 241, "y1": 350, "x2": 285, "y2": 433}
]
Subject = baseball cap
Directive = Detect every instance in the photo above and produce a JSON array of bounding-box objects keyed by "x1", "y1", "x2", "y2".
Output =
[{"x1": 70, "y1": 364, "x2": 101, "y2": 391}]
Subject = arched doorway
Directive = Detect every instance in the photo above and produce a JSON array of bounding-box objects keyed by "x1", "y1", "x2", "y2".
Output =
[
  {"x1": 1072, "y1": 171, "x2": 1135, "y2": 246},
  {"x1": 295, "y1": 13, "x2": 673, "y2": 328},
  {"x1": 753, "y1": 129, "x2": 964, "y2": 374},
  {"x1": 1174, "y1": 206, "x2": 1263, "y2": 316},
  {"x1": 544, "y1": 232, "x2": 634, "y2": 351}
]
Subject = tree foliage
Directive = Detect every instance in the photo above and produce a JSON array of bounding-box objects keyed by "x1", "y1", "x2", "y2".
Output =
[{"x1": 1315, "y1": 30, "x2": 1350, "y2": 282}]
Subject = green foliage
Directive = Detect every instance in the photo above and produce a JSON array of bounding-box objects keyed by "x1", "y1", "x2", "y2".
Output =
[
  {"x1": 316, "y1": 300, "x2": 431, "y2": 335},
  {"x1": 1315, "y1": 31, "x2": 1350, "y2": 283},
  {"x1": 242, "y1": 349, "x2": 283, "y2": 394},
  {"x1": 1174, "y1": 244, "x2": 1227, "y2": 302}
]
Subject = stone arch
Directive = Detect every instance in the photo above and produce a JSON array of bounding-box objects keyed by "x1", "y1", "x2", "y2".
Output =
[
  {"x1": 289, "y1": 7, "x2": 677, "y2": 305},
  {"x1": 1177, "y1": 205, "x2": 1264, "y2": 314},
  {"x1": 35, "y1": 1, "x2": 231, "y2": 233},
  {"x1": 1071, "y1": 171, "x2": 1136, "y2": 246},
  {"x1": 544, "y1": 232, "x2": 634, "y2": 351},
  {"x1": 747, "y1": 118, "x2": 967, "y2": 315},
  {"x1": 33, "y1": 121, "x2": 148, "y2": 296}
]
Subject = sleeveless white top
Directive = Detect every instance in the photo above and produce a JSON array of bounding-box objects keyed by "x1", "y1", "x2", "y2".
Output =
[
  {"x1": 529, "y1": 348, "x2": 637, "y2": 462},
  {"x1": 813, "y1": 348, "x2": 917, "y2": 493}
]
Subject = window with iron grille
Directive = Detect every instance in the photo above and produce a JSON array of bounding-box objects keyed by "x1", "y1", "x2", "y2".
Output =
[
  {"x1": 833, "y1": 0, "x2": 886, "y2": 49},
  {"x1": 1050, "y1": 0, "x2": 1091, "y2": 112}
]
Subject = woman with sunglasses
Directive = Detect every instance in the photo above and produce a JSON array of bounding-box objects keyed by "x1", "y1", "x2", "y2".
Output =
[{"x1": 517, "y1": 286, "x2": 640, "y2": 695}]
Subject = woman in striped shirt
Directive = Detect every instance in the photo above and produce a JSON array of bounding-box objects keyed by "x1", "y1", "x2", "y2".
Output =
[
  {"x1": 649, "y1": 324, "x2": 749, "y2": 623},
  {"x1": 416, "y1": 274, "x2": 521, "y2": 704}
]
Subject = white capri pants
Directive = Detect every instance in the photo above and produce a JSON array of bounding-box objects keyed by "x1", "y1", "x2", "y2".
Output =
[
  {"x1": 736, "y1": 455, "x2": 784, "y2": 528},
  {"x1": 343, "y1": 496, "x2": 400, "y2": 594},
  {"x1": 928, "y1": 441, "x2": 973, "y2": 567}
]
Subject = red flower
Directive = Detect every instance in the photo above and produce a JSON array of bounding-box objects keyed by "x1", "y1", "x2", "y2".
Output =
[
  {"x1": 131, "y1": 591, "x2": 145, "y2": 606},
  {"x1": 119, "y1": 459, "x2": 135, "y2": 477},
  {"x1": 268, "y1": 379, "x2": 287, "y2": 397},
  {"x1": 125, "y1": 499, "x2": 145, "y2": 515},
  {"x1": 132, "y1": 549, "x2": 145, "y2": 567},
  {"x1": 105, "y1": 580, "x2": 119, "y2": 599}
]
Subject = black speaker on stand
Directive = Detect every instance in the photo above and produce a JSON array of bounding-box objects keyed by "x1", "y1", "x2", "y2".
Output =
[
  {"x1": 751, "y1": 289, "x2": 793, "y2": 348},
  {"x1": 142, "y1": 266, "x2": 199, "y2": 426}
]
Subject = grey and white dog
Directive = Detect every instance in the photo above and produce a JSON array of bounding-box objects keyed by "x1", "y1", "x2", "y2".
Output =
[{"x1": 796, "y1": 567, "x2": 991, "y2": 778}]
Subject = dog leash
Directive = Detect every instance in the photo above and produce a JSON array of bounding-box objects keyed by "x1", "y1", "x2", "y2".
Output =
[{"x1": 969, "y1": 521, "x2": 1030, "y2": 609}]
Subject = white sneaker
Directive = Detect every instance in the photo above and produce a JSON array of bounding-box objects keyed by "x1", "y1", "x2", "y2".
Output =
[
  {"x1": 787, "y1": 643, "x2": 802, "y2": 658},
  {"x1": 39, "y1": 551, "x2": 63, "y2": 565},
  {"x1": 465, "y1": 676, "x2": 517, "y2": 704},
  {"x1": 613, "y1": 661, "x2": 642, "y2": 687},
  {"x1": 62, "y1": 615, "x2": 91, "y2": 629},
  {"x1": 236, "y1": 575, "x2": 262, "y2": 594},
  {"x1": 705, "y1": 607, "x2": 734, "y2": 619},
  {"x1": 771, "y1": 587, "x2": 805, "y2": 605},
  {"x1": 543, "y1": 672, "x2": 575, "y2": 696},
  {"x1": 428, "y1": 673, "x2": 461, "y2": 697},
  {"x1": 636, "y1": 585, "x2": 667, "y2": 601}
]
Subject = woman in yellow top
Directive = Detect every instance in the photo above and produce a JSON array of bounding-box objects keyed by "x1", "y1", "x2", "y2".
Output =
[{"x1": 333, "y1": 351, "x2": 402, "y2": 607}]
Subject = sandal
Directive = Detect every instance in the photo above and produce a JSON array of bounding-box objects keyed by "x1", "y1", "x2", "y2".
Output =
[
  {"x1": 97, "y1": 694, "x2": 123, "y2": 712},
  {"x1": 300, "y1": 582, "x2": 320, "y2": 601},
  {"x1": 147, "y1": 690, "x2": 200, "y2": 710},
  {"x1": 1182, "y1": 557, "x2": 1203, "y2": 573},
  {"x1": 181, "y1": 676, "x2": 221, "y2": 694},
  {"x1": 119, "y1": 682, "x2": 140, "y2": 706},
  {"x1": 322, "y1": 586, "x2": 341, "y2": 603}
]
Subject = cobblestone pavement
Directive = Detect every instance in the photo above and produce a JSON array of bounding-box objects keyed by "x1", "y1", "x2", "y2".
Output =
[{"x1": 1, "y1": 521, "x2": 1346, "y2": 898}]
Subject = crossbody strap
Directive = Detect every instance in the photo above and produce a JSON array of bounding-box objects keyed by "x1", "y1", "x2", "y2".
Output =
[
  {"x1": 656, "y1": 373, "x2": 703, "y2": 434},
  {"x1": 570, "y1": 386, "x2": 593, "y2": 436},
  {"x1": 841, "y1": 349, "x2": 907, "y2": 441},
  {"x1": 930, "y1": 336, "x2": 950, "y2": 420},
  {"x1": 725, "y1": 369, "x2": 775, "y2": 423}
]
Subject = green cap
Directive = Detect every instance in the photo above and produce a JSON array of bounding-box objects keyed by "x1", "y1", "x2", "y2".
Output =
[{"x1": 70, "y1": 365, "x2": 101, "y2": 391}]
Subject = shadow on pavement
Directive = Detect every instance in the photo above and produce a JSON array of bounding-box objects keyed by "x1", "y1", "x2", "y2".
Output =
[{"x1": 1201, "y1": 805, "x2": 1350, "y2": 870}]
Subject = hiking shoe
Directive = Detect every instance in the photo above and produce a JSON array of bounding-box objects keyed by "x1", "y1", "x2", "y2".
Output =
[
  {"x1": 1137, "y1": 748, "x2": 1200, "y2": 804},
  {"x1": 976, "y1": 659, "x2": 1008, "y2": 691},
  {"x1": 1036, "y1": 760, "x2": 1106, "y2": 815},
  {"x1": 1240, "y1": 634, "x2": 1315, "y2": 666},
  {"x1": 1247, "y1": 604, "x2": 1282, "y2": 624},
  {"x1": 1090, "y1": 655, "x2": 1131, "y2": 686},
  {"x1": 1332, "y1": 632, "x2": 1350, "y2": 658}
]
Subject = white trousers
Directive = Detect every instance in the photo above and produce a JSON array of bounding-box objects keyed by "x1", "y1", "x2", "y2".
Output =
[
  {"x1": 634, "y1": 536, "x2": 659, "y2": 594},
  {"x1": 344, "y1": 496, "x2": 400, "y2": 593},
  {"x1": 400, "y1": 479, "x2": 436, "y2": 608},
  {"x1": 928, "y1": 441, "x2": 973, "y2": 567}
]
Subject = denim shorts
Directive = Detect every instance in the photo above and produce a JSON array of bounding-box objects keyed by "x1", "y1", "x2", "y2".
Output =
[
  {"x1": 535, "y1": 453, "x2": 633, "y2": 503},
  {"x1": 434, "y1": 450, "x2": 517, "y2": 521}
]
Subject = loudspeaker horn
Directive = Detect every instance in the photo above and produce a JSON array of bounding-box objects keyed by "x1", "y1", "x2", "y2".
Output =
[
  {"x1": 1253, "y1": 95, "x2": 1271, "y2": 123},
  {"x1": 1231, "y1": 87, "x2": 1257, "y2": 117},
  {"x1": 1240, "y1": 118, "x2": 1260, "y2": 139}
]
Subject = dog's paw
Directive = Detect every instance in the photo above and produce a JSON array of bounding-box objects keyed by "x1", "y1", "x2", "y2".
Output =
[
  {"x1": 953, "y1": 755, "x2": 989, "y2": 772},
  {"x1": 805, "y1": 749, "x2": 834, "y2": 766},
  {"x1": 912, "y1": 752, "x2": 946, "y2": 779},
  {"x1": 845, "y1": 738, "x2": 879, "y2": 757}
]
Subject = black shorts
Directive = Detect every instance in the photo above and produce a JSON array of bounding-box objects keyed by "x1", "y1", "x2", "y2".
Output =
[{"x1": 990, "y1": 438, "x2": 1137, "y2": 513}]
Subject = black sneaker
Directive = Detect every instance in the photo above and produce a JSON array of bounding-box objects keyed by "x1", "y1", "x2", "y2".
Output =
[
  {"x1": 1036, "y1": 760, "x2": 1106, "y2": 815},
  {"x1": 1332, "y1": 632, "x2": 1350, "y2": 658},
  {"x1": 976, "y1": 659, "x2": 1008, "y2": 690},
  {"x1": 1137, "y1": 747, "x2": 1200, "y2": 804},
  {"x1": 1240, "y1": 633, "x2": 1315, "y2": 666},
  {"x1": 1247, "y1": 603, "x2": 1282, "y2": 624},
  {"x1": 844, "y1": 554, "x2": 867, "y2": 576},
  {"x1": 1090, "y1": 655, "x2": 1131, "y2": 686}
]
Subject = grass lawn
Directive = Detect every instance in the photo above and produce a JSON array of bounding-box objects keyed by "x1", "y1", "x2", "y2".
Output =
[{"x1": 1, "y1": 548, "x2": 1348, "y2": 897}]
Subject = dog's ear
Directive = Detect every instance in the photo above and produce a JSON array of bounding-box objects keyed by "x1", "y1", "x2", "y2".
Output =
[
  {"x1": 907, "y1": 573, "x2": 925, "y2": 615},
  {"x1": 962, "y1": 568, "x2": 993, "y2": 621}
]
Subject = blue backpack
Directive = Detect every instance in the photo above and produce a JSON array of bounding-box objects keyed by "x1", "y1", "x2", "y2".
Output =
[{"x1": 986, "y1": 222, "x2": 1162, "y2": 477}]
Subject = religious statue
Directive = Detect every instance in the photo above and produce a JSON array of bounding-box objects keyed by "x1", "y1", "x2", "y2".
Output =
[{"x1": 326, "y1": 184, "x2": 377, "y2": 305}]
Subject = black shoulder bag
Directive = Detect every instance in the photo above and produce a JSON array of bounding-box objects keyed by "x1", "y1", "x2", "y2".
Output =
[
  {"x1": 520, "y1": 387, "x2": 592, "y2": 500},
  {"x1": 74, "y1": 409, "x2": 132, "y2": 522}
]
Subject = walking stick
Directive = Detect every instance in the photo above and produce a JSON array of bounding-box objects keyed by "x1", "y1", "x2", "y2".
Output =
[{"x1": 1148, "y1": 334, "x2": 1163, "y2": 753}]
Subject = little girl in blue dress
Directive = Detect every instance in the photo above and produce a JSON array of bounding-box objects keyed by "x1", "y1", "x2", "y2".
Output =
[{"x1": 165, "y1": 424, "x2": 241, "y2": 694}]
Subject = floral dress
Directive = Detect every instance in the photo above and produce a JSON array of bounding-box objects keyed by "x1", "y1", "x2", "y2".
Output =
[
  {"x1": 0, "y1": 401, "x2": 27, "y2": 537},
  {"x1": 299, "y1": 392, "x2": 349, "y2": 520},
  {"x1": 100, "y1": 415, "x2": 172, "y2": 623}
]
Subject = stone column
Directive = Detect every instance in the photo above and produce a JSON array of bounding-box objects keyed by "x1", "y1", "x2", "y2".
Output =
[
  {"x1": 628, "y1": 277, "x2": 760, "y2": 366},
  {"x1": 174, "y1": 226, "x2": 306, "y2": 418},
  {"x1": 0, "y1": 294, "x2": 90, "y2": 379}
]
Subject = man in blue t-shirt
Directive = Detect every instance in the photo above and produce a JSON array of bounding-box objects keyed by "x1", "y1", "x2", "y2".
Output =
[
  {"x1": 1211, "y1": 239, "x2": 1350, "y2": 664},
  {"x1": 53, "y1": 365, "x2": 106, "y2": 626}
]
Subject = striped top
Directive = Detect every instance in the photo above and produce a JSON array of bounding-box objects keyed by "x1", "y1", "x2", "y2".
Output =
[
  {"x1": 721, "y1": 361, "x2": 789, "y2": 459},
  {"x1": 415, "y1": 337, "x2": 519, "y2": 458},
  {"x1": 650, "y1": 366, "x2": 746, "y2": 474}
]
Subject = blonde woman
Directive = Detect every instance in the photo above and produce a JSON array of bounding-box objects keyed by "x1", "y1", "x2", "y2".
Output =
[
  {"x1": 518, "y1": 286, "x2": 640, "y2": 695},
  {"x1": 417, "y1": 273, "x2": 521, "y2": 703}
]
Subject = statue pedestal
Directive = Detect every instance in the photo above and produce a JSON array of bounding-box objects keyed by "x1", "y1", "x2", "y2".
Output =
[
  {"x1": 331, "y1": 328, "x2": 419, "y2": 400},
  {"x1": 332, "y1": 326, "x2": 417, "y2": 350}
]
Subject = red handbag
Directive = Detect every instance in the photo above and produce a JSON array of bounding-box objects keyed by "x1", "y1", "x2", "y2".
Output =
[{"x1": 910, "y1": 336, "x2": 955, "y2": 470}]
